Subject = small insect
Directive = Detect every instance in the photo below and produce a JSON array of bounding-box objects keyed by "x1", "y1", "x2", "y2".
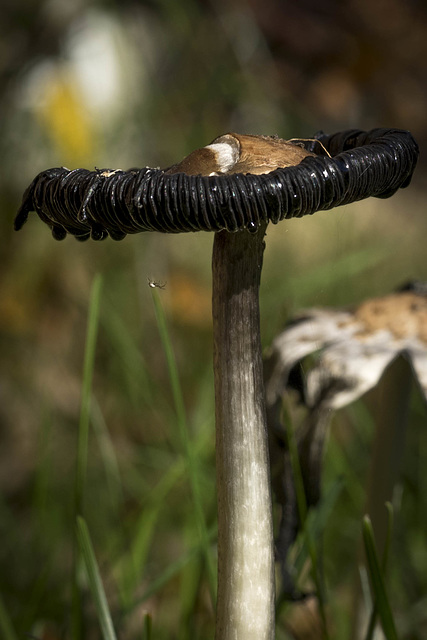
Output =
[
  {"x1": 147, "y1": 277, "x2": 166, "y2": 289},
  {"x1": 287, "y1": 137, "x2": 332, "y2": 157}
]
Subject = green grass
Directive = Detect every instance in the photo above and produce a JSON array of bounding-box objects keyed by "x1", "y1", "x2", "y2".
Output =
[
  {"x1": 75, "y1": 273, "x2": 103, "y2": 518},
  {"x1": 363, "y1": 505, "x2": 396, "y2": 640},
  {"x1": 0, "y1": 591, "x2": 18, "y2": 640},
  {"x1": 149, "y1": 286, "x2": 217, "y2": 605},
  {"x1": 2, "y1": 0, "x2": 427, "y2": 635},
  {"x1": 3, "y1": 262, "x2": 427, "y2": 639},
  {"x1": 72, "y1": 274, "x2": 103, "y2": 640},
  {"x1": 76, "y1": 516, "x2": 118, "y2": 640}
]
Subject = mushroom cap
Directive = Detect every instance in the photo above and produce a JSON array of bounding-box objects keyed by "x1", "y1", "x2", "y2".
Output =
[
  {"x1": 264, "y1": 283, "x2": 427, "y2": 412},
  {"x1": 164, "y1": 133, "x2": 317, "y2": 176},
  {"x1": 14, "y1": 128, "x2": 418, "y2": 241}
]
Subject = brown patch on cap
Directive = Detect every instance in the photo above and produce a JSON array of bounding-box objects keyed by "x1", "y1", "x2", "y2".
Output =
[
  {"x1": 165, "y1": 133, "x2": 316, "y2": 176},
  {"x1": 354, "y1": 292, "x2": 427, "y2": 343}
]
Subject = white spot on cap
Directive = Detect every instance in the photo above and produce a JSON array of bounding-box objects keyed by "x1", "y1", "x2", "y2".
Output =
[{"x1": 205, "y1": 142, "x2": 239, "y2": 173}]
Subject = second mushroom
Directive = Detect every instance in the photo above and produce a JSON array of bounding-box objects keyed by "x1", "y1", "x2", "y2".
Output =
[{"x1": 15, "y1": 128, "x2": 419, "y2": 640}]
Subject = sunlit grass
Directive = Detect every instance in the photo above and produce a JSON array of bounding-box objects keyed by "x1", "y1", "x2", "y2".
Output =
[
  {"x1": 149, "y1": 285, "x2": 217, "y2": 605},
  {"x1": 3, "y1": 243, "x2": 427, "y2": 639},
  {"x1": 77, "y1": 516, "x2": 118, "y2": 640},
  {"x1": 2, "y1": 0, "x2": 427, "y2": 635}
]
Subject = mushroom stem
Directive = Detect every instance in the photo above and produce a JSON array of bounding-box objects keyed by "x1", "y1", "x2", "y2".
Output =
[{"x1": 212, "y1": 222, "x2": 275, "y2": 640}]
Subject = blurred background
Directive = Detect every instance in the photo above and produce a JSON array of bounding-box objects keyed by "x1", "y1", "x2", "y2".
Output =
[{"x1": 1, "y1": 0, "x2": 426, "y2": 638}]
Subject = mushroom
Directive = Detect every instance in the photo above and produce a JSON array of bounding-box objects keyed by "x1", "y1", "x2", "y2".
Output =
[
  {"x1": 264, "y1": 280, "x2": 427, "y2": 599},
  {"x1": 15, "y1": 128, "x2": 418, "y2": 639}
]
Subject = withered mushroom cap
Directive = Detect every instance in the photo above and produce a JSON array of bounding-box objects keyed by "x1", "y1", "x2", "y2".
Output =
[
  {"x1": 15, "y1": 128, "x2": 418, "y2": 241},
  {"x1": 264, "y1": 282, "x2": 427, "y2": 600},
  {"x1": 266, "y1": 282, "x2": 427, "y2": 412}
]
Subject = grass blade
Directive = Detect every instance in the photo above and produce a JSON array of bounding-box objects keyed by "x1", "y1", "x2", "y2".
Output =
[
  {"x1": 76, "y1": 516, "x2": 118, "y2": 640},
  {"x1": 91, "y1": 398, "x2": 123, "y2": 509},
  {"x1": 0, "y1": 591, "x2": 18, "y2": 640},
  {"x1": 362, "y1": 514, "x2": 398, "y2": 640},
  {"x1": 142, "y1": 612, "x2": 152, "y2": 639},
  {"x1": 72, "y1": 274, "x2": 103, "y2": 639},
  {"x1": 149, "y1": 286, "x2": 216, "y2": 602},
  {"x1": 119, "y1": 426, "x2": 213, "y2": 608},
  {"x1": 100, "y1": 299, "x2": 157, "y2": 410},
  {"x1": 119, "y1": 451, "x2": 188, "y2": 606},
  {"x1": 133, "y1": 524, "x2": 217, "y2": 609},
  {"x1": 365, "y1": 502, "x2": 394, "y2": 640},
  {"x1": 75, "y1": 273, "x2": 103, "y2": 516}
]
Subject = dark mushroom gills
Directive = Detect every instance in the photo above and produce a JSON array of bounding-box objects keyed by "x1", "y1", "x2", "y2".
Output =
[{"x1": 15, "y1": 129, "x2": 419, "y2": 640}]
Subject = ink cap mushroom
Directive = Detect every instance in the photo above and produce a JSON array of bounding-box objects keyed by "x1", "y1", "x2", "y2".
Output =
[
  {"x1": 15, "y1": 128, "x2": 419, "y2": 640},
  {"x1": 264, "y1": 280, "x2": 427, "y2": 600}
]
